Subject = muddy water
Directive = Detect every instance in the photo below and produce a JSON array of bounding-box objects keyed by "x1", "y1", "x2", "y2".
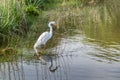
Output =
[{"x1": 0, "y1": 33, "x2": 120, "y2": 80}]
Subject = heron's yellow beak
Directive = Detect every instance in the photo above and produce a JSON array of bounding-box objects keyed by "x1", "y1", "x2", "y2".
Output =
[
  {"x1": 54, "y1": 23, "x2": 59, "y2": 29},
  {"x1": 53, "y1": 23, "x2": 59, "y2": 31},
  {"x1": 53, "y1": 23, "x2": 56, "y2": 26}
]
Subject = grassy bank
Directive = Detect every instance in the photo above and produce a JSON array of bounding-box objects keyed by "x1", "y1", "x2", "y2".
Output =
[
  {"x1": 0, "y1": 0, "x2": 120, "y2": 54},
  {"x1": 0, "y1": 0, "x2": 46, "y2": 47}
]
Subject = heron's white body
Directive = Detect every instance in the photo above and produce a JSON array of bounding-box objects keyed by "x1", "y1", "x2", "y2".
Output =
[{"x1": 34, "y1": 21, "x2": 55, "y2": 55}]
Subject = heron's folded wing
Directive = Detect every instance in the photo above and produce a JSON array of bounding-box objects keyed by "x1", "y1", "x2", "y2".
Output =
[{"x1": 38, "y1": 31, "x2": 50, "y2": 44}]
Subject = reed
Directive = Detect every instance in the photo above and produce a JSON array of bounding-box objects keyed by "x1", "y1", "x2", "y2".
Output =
[{"x1": 0, "y1": 0, "x2": 42, "y2": 47}]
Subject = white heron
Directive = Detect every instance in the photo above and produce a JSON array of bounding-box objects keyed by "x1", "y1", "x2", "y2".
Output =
[{"x1": 34, "y1": 21, "x2": 56, "y2": 55}]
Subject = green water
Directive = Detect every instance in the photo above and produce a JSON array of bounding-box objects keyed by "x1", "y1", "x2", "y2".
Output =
[{"x1": 84, "y1": 24, "x2": 120, "y2": 44}]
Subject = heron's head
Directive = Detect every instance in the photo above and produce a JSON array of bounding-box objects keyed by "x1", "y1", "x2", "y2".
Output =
[{"x1": 48, "y1": 21, "x2": 56, "y2": 27}]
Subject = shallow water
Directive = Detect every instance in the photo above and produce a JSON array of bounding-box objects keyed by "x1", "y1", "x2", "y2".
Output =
[{"x1": 0, "y1": 34, "x2": 120, "y2": 80}]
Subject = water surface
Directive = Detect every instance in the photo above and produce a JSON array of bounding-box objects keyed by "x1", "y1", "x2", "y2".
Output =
[{"x1": 0, "y1": 33, "x2": 120, "y2": 80}]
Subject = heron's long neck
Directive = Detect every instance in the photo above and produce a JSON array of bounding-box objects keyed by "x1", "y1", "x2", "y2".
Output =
[{"x1": 48, "y1": 24, "x2": 53, "y2": 35}]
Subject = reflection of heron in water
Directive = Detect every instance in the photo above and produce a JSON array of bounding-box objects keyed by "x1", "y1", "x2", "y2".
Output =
[{"x1": 39, "y1": 55, "x2": 59, "y2": 72}]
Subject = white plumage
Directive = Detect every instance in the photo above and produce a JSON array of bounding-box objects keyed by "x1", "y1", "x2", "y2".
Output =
[{"x1": 34, "y1": 21, "x2": 56, "y2": 55}]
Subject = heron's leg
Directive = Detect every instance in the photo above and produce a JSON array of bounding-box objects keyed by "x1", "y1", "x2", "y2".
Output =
[
  {"x1": 44, "y1": 45, "x2": 46, "y2": 49},
  {"x1": 39, "y1": 56, "x2": 47, "y2": 65},
  {"x1": 34, "y1": 48, "x2": 39, "y2": 56},
  {"x1": 43, "y1": 45, "x2": 46, "y2": 54}
]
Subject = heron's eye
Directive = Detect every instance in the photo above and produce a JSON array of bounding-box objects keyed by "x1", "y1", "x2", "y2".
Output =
[{"x1": 50, "y1": 24, "x2": 54, "y2": 26}]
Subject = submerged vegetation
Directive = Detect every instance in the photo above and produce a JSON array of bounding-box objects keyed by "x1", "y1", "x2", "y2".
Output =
[{"x1": 0, "y1": 0, "x2": 120, "y2": 55}]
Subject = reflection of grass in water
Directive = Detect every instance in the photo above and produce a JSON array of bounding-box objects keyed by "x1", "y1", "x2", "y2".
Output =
[
  {"x1": 83, "y1": 0, "x2": 120, "y2": 44},
  {"x1": 0, "y1": 54, "x2": 18, "y2": 62},
  {"x1": 87, "y1": 45, "x2": 120, "y2": 63},
  {"x1": 41, "y1": 0, "x2": 120, "y2": 46},
  {"x1": 89, "y1": 53, "x2": 120, "y2": 62}
]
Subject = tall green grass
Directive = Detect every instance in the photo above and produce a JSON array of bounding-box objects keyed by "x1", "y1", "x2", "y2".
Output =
[
  {"x1": 0, "y1": 0, "x2": 43, "y2": 47},
  {"x1": 0, "y1": 0, "x2": 25, "y2": 33}
]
